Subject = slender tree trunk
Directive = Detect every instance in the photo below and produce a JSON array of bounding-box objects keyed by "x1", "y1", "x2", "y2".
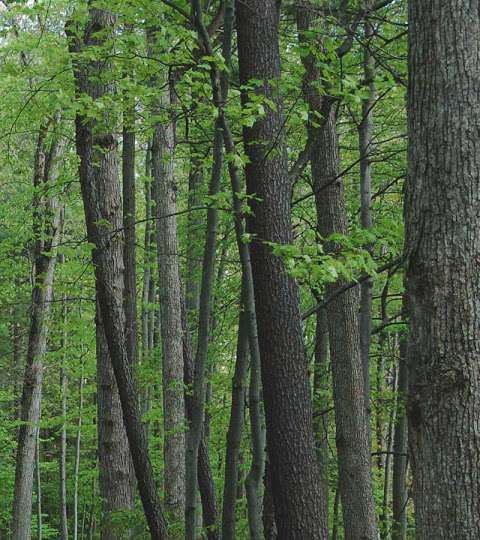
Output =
[
  {"x1": 406, "y1": 4, "x2": 480, "y2": 538},
  {"x1": 96, "y1": 306, "x2": 136, "y2": 540},
  {"x1": 391, "y1": 324, "x2": 408, "y2": 540},
  {"x1": 67, "y1": 9, "x2": 168, "y2": 538},
  {"x1": 122, "y1": 73, "x2": 137, "y2": 367},
  {"x1": 185, "y1": 118, "x2": 204, "y2": 324},
  {"x1": 184, "y1": 116, "x2": 223, "y2": 539},
  {"x1": 182, "y1": 303, "x2": 219, "y2": 540},
  {"x1": 245, "y1": 329, "x2": 265, "y2": 540},
  {"x1": 297, "y1": 7, "x2": 378, "y2": 538},
  {"x1": 221, "y1": 284, "x2": 250, "y2": 540},
  {"x1": 35, "y1": 431, "x2": 42, "y2": 540},
  {"x1": 313, "y1": 109, "x2": 378, "y2": 540},
  {"x1": 236, "y1": 2, "x2": 325, "y2": 537},
  {"x1": 59, "y1": 288, "x2": 69, "y2": 540},
  {"x1": 12, "y1": 125, "x2": 64, "y2": 540},
  {"x1": 358, "y1": 9, "x2": 375, "y2": 416},
  {"x1": 73, "y1": 369, "x2": 84, "y2": 540},
  {"x1": 151, "y1": 79, "x2": 185, "y2": 524},
  {"x1": 313, "y1": 307, "x2": 329, "y2": 509}
]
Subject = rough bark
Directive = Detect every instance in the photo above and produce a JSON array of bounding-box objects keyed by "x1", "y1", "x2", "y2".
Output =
[
  {"x1": 405, "y1": 5, "x2": 480, "y2": 539},
  {"x1": 97, "y1": 306, "x2": 136, "y2": 540},
  {"x1": 151, "y1": 80, "x2": 185, "y2": 523},
  {"x1": 12, "y1": 126, "x2": 63, "y2": 540},
  {"x1": 236, "y1": 2, "x2": 325, "y2": 538},
  {"x1": 313, "y1": 307, "x2": 329, "y2": 509},
  {"x1": 67, "y1": 8, "x2": 168, "y2": 538},
  {"x1": 297, "y1": 6, "x2": 378, "y2": 539}
]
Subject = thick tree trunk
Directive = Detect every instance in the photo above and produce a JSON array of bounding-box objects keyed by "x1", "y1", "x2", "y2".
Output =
[
  {"x1": 97, "y1": 306, "x2": 136, "y2": 540},
  {"x1": 12, "y1": 126, "x2": 63, "y2": 540},
  {"x1": 236, "y1": 2, "x2": 325, "y2": 538},
  {"x1": 297, "y1": 7, "x2": 378, "y2": 539},
  {"x1": 151, "y1": 81, "x2": 185, "y2": 523},
  {"x1": 67, "y1": 8, "x2": 168, "y2": 539},
  {"x1": 405, "y1": 4, "x2": 480, "y2": 539}
]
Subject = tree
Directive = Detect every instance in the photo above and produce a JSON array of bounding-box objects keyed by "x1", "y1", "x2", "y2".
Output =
[
  {"x1": 405, "y1": 1, "x2": 480, "y2": 538},
  {"x1": 236, "y1": 2, "x2": 326, "y2": 538},
  {"x1": 67, "y1": 7, "x2": 168, "y2": 539},
  {"x1": 12, "y1": 123, "x2": 64, "y2": 540}
]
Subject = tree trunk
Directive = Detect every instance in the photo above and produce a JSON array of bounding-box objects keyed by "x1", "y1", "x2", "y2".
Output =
[
  {"x1": 245, "y1": 325, "x2": 266, "y2": 540},
  {"x1": 35, "y1": 431, "x2": 42, "y2": 540},
  {"x1": 182, "y1": 302, "x2": 219, "y2": 540},
  {"x1": 358, "y1": 10, "x2": 375, "y2": 416},
  {"x1": 313, "y1": 307, "x2": 329, "y2": 510},
  {"x1": 313, "y1": 109, "x2": 378, "y2": 540},
  {"x1": 96, "y1": 306, "x2": 136, "y2": 540},
  {"x1": 405, "y1": 3, "x2": 480, "y2": 539},
  {"x1": 67, "y1": 8, "x2": 168, "y2": 538},
  {"x1": 236, "y1": 2, "x2": 325, "y2": 538},
  {"x1": 12, "y1": 125, "x2": 64, "y2": 540},
  {"x1": 122, "y1": 76, "x2": 137, "y2": 367},
  {"x1": 221, "y1": 283, "x2": 250, "y2": 540},
  {"x1": 59, "y1": 286, "x2": 69, "y2": 540},
  {"x1": 296, "y1": 7, "x2": 378, "y2": 538},
  {"x1": 151, "y1": 80, "x2": 185, "y2": 524},
  {"x1": 73, "y1": 367, "x2": 84, "y2": 540},
  {"x1": 391, "y1": 328, "x2": 408, "y2": 540}
]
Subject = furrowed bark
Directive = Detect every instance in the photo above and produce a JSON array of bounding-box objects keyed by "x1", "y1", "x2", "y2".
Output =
[
  {"x1": 97, "y1": 306, "x2": 135, "y2": 540},
  {"x1": 151, "y1": 78, "x2": 185, "y2": 524},
  {"x1": 296, "y1": 6, "x2": 378, "y2": 539},
  {"x1": 235, "y1": 2, "x2": 325, "y2": 537},
  {"x1": 406, "y1": 2, "x2": 480, "y2": 538},
  {"x1": 67, "y1": 8, "x2": 168, "y2": 538}
]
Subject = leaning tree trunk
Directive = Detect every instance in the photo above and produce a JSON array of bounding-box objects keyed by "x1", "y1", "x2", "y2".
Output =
[
  {"x1": 296, "y1": 7, "x2": 378, "y2": 539},
  {"x1": 405, "y1": 2, "x2": 480, "y2": 538},
  {"x1": 67, "y1": 8, "x2": 168, "y2": 539},
  {"x1": 97, "y1": 306, "x2": 135, "y2": 540},
  {"x1": 12, "y1": 125, "x2": 63, "y2": 540},
  {"x1": 236, "y1": 2, "x2": 325, "y2": 538}
]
